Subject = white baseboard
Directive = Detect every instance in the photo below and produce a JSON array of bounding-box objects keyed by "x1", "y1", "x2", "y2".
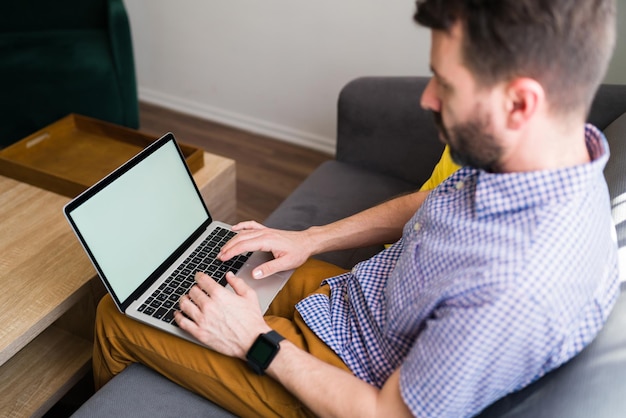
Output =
[{"x1": 138, "y1": 87, "x2": 336, "y2": 155}]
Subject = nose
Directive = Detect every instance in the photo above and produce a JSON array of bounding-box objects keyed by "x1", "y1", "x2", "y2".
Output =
[{"x1": 420, "y1": 77, "x2": 440, "y2": 112}]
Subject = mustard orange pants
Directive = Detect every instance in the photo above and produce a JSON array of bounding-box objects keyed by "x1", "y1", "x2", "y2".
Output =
[{"x1": 93, "y1": 259, "x2": 350, "y2": 418}]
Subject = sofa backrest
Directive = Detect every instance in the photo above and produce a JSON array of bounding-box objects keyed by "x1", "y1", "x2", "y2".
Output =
[
  {"x1": 589, "y1": 83, "x2": 626, "y2": 130},
  {"x1": 336, "y1": 77, "x2": 445, "y2": 186},
  {"x1": 336, "y1": 77, "x2": 626, "y2": 188}
]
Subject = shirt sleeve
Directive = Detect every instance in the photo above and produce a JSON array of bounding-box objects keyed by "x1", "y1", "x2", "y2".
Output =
[{"x1": 419, "y1": 146, "x2": 461, "y2": 191}]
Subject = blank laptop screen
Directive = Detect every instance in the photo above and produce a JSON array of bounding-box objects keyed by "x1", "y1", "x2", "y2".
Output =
[{"x1": 68, "y1": 139, "x2": 209, "y2": 303}]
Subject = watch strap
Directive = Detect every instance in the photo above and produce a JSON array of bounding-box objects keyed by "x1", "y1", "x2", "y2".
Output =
[{"x1": 264, "y1": 330, "x2": 285, "y2": 345}]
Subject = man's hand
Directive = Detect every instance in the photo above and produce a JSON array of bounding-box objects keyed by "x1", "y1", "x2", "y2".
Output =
[
  {"x1": 217, "y1": 192, "x2": 429, "y2": 280},
  {"x1": 218, "y1": 221, "x2": 315, "y2": 279},
  {"x1": 174, "y1": 273, "x2": 413, "y2": 418},
  {"x1": 174, "y1": 271, "x2": 271, "y2": 358}
]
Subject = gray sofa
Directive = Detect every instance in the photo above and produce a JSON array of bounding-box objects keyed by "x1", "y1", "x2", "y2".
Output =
[{"x1": 72, "y1": 77, "x2": 626, "y2": 417}]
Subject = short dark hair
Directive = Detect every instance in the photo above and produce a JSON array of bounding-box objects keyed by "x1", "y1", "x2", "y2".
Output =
[{"x1": 414, "y1": 0, "x2": 616, "y2": 116}]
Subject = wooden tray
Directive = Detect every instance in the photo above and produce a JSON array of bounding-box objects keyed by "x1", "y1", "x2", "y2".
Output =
[{"x1": 0, "y1": 114, "x2": 204, "y2": 198}]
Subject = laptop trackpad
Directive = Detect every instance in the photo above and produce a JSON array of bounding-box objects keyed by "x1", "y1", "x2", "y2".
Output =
[{"x1": 225, "y1": 251, "x2": 293, "y2": 313}]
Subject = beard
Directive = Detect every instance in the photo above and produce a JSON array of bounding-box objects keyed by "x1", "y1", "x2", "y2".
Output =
[{"x1": 432, "y1": 109, "x2": 503, "y2": 172}]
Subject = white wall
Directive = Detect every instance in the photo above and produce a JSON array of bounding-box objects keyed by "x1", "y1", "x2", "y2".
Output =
[
  {"x1": 604, "y1": 1, "x2": 626, "y2": 84},
  {"x1": 124, "y1": 0, "x2": 626, "y2": 155},
  {"x1": 123, "y1": 0, "x2": 429, "y2": 154}
]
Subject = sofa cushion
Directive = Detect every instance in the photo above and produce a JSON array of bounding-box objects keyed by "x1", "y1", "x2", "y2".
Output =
[{"x1": 71, "y1": 363, "x2": 236, "y2": 418}]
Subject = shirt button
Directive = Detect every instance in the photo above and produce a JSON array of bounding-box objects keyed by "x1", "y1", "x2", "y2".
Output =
[
  {"x1": 413, "y1": 222, "x2": 421, "y2": 232},
  {"x1": 344, "y1": 291, "x2": 349, "y2": 303},
  {"x1": 455, "y1": 181, "x2": 465, "y2": 190}
]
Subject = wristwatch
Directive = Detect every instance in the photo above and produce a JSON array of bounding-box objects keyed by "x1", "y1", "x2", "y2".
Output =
[{"x1": 246, "y1": 330, "x2": 285, "y2": 375}]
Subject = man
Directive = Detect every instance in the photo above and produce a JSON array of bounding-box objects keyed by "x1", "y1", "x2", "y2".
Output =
[{"x1": 94, "y1": 1, "x2": 620, "y2": 416}]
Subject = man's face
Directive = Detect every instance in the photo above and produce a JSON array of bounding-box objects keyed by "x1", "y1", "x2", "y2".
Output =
[
  {"x1": 421, "y1": 24, "x2": 505, "y2": 172},
  {"x1": 432, "y1": 105, "x2": 503, "y2": 171}
]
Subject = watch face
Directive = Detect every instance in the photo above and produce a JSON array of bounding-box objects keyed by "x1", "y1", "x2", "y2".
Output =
[{"x1": 248, "y1": 336, "x2": 277, "y2": 368}]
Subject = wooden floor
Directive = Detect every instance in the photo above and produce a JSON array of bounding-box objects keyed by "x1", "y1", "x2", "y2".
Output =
[{"x1": 139, "y1": 102, "x2": 333, "y2": 222}]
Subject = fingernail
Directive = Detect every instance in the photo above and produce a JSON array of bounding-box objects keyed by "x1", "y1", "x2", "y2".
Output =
[{"x1": 253, "y1": 270, "x2": 263, "y2": 279}]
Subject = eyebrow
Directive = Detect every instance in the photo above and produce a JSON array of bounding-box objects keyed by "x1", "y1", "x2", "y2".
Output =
[
  {"x1": 429, "y1": 64, "x2": 454, "y2": 90},
  {"x1": 429, "y1": 65, "x2": 447, "y2": 83}
]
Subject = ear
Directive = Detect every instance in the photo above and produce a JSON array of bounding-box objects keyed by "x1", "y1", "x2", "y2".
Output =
[{"x1": 504, "y1": 78, "x2": 545, "y2": 130}]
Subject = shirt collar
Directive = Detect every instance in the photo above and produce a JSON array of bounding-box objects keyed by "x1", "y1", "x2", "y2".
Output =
[{"x1": 451, "y1": 124, "x2": 609, "y2": 218}]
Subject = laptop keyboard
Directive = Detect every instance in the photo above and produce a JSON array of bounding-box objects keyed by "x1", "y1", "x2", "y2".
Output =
[{"x1": 138, "y1": 226, "x2": 251, "y2": 326}]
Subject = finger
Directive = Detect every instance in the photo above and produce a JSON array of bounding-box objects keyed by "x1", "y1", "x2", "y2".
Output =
[
  {"x1": 219, "y1": 230, "x2": 268, "y2": 261},
  {"x1": 174, "y1": 308, "x2": 196, "y2": 331},
  {"x1": 178, "y1": 294, "x2": 200, "y2": 322},
  {"x1": 225, "y1": 272, "x2": 259, "y2": 306},
  {"x1": 225, "y1": 271, "x2": 250, "y2": 296},
  {"x1": 194, "y1": 271, "x2": 220, "y2": 295},
  {"x1": 188, "y1": 284, "x2": 209, "y2": 306},
  {"x1": 181, "y1": 286, "x2": 216, "y2": 327},
  {"x1": 231, "y1": 220, "x2": 265, "y2": 231},
  {"x1": 250, "y1": 257, "x2": 293, "y2": 279}
]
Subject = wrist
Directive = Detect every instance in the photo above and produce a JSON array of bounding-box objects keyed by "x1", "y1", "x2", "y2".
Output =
[
  {"x1": 239, "y1": 324, "x2": 272, "y2": 359},
  {"x1": 245, "y1": 330, "x2": 285, "y2": 375},
  {"x1": 305, "y1": 225, "x2": 333, "y2": 255}
]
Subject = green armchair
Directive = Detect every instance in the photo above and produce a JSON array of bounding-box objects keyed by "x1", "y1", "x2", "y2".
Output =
[{"x1": 0, "y1": 0, "x2": 139, "y2": 148}]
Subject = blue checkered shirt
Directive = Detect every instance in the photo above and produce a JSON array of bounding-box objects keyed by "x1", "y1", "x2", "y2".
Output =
[{"x1": 296, "y1": 125, "x2": 620, "y2": 417}]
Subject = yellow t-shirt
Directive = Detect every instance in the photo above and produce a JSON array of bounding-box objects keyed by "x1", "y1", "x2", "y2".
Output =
[{"x1": 419, "y1": 146, "x2": 461, "y2": 191}]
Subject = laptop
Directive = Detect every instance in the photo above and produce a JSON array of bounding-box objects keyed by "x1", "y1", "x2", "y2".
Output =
[{"x1": 64, "y1": 132, "x2": 293, "y2": 346}]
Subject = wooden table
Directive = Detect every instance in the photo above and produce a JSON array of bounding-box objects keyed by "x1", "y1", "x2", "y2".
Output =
[{"x1": 0, "y1": 152, "x2": 235, "y2": 417}]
